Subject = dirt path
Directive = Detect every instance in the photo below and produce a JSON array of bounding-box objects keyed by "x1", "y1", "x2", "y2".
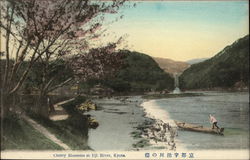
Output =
[
  {"x1": 22, "y1": 114, "x2": 71, "y2": 150},
  {"x1": 49, "y1": 98, "x2": 75, "y2": 121}
]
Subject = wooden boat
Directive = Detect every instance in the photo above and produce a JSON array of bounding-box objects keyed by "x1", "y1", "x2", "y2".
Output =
[{"x1": 174, "y1": 120, "x2": 224, "y2": 135}]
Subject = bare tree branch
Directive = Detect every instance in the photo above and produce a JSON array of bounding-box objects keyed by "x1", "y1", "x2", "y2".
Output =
[
  {"x1": 47, "y1": 78, "x2": 73, "y2": 93},
  {"x1": 3, "y1": 5, "x2": 15, "y2": 89}
]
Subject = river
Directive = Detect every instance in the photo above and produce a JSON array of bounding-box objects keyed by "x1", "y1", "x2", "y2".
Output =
[
  {"x1": 88, "y1": 97, "x2": 146, "y2": 151},
  {"x1": 152, "y1": 91, "x2": 249, "y2": 150}
]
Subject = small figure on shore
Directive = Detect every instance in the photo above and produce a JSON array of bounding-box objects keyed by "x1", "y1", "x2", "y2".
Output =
[{"x1": 209, "y1": 114, "x2": 220, "y2": 129}]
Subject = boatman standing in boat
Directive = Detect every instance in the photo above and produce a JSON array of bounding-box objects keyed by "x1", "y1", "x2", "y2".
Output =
[{"x1": 209, "y1": 114, "x2": 220, "y2": 129}]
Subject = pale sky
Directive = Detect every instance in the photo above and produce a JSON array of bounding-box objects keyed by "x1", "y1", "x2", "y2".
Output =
[{"x1": 106, "y1": 1, "x2": 249, "y2": 61}]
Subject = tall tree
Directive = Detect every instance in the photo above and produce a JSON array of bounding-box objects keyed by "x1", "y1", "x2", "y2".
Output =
[
  {"x1": 71, "y1": 42, "x2": 125, "y2": 82},
  {"x1": 0, "y1": 0, "x2": 126, "y2": 117}
]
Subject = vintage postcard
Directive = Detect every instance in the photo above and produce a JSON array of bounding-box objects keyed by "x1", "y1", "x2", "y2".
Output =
[{"x1": 0, "y1": 0, "x2": 249, "y2": 159}]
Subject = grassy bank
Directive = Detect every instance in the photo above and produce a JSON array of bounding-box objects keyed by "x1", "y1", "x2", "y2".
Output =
[
  {"x1": 28, "y1": 96, "x2": 90, "y2": 150},
  {"x1": 1, "y1": 114, "x2": 62, "y2": 150},
  {"x1": 142, "y1": 93, "x2": 203, "y2": 99}
]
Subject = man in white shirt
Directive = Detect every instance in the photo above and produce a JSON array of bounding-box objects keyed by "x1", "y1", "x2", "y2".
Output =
[{"x1": 209, "y1": 114, "x2": 220, "y2": 129}]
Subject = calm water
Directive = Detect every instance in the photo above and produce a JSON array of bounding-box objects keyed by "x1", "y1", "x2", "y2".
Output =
[
  {"x1": 88, "y1": 97, "x2": 145, "y2": 151},
  {"x1": 155, "y1": 91, "x2": 249, "y2": 150}
]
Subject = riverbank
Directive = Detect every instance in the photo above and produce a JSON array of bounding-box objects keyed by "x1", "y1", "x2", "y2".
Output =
[
  {"x1": 1, "y1": 94, "x2": 184, "y2": 151},
  {"x1": 142, "y1": 92, "x2": 203, "y2": 99},
  {"x1": 1, "y1": 96, "x2": 77, "y2": 150},
  {"x1": 1, "y1": 114, "x2": 63, "y2": 150},
  {"x1": 183, "y1": 87, "x2": 249, "y2": 92},
  {"x1": 139, "y1": 100, "x2": 186, "y2": 151},
  {"x1": 1, "y1": 96, "x2": 91, "y2": 150},
  {"x1": 87, "y1": 96, "x2": 185, "y2": 151},
  {"x1": 30, "y1": 96, "x2": 90, "y2": 150}
]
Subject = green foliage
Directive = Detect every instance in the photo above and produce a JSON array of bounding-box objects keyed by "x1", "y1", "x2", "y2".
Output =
[
  {"x1": 1, "y1": 114, "x2": 62, "y2": 150},
  {"x1": 59, "y1": 96, "x2": 89, "y2": 132},
  {"x1": 28, "y1": 96, "x2": 90, "y2": 150},
  {"x1": 102, "y1": 78, "x2": 131, "y2": 92},
  {"x1": 22, "y1": 59, "x2": 73, "y2": 93},
  {"x1": 180, "y1": 35, "x2": 249, "y2": 89},
  {"x1": 81, "y1": 50, "x2": 174, "y2": 93}
]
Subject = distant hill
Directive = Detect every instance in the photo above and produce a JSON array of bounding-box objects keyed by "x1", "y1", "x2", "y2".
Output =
[
  {"x1": 186, "y1": 58, "x2": 208, "y2": 65},
  {"x1": 180, "y1": 35, "x2": 249, "y2": 90},
  {"x1": 153, "y1": 57, "x2": 190, "y2": 74},
  {"x1": 83, "y1": 50, "x2": 175, "y2": 92}
]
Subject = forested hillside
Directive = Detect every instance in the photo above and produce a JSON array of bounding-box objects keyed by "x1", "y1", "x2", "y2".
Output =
[
  {"x1": 83, "y1": 50, "x2": 174, "y2": 92},
  {"x1": 180, "y1": 35, "x2": 249, "y2": 90},
  {"x1": 153, "y1": 57, "x2": 189, "y2": 74}
]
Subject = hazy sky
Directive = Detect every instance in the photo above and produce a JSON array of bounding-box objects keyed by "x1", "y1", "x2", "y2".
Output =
[{"x1": 106, "y1": 1, "x2": 249, "y2": 61}]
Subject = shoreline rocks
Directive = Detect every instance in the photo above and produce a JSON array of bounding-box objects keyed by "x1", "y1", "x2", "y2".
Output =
[
  {"x1": 77, "y1": 100, "x2": 97, "y2": 112},
  {"x1": 134, "y1": 118, "x2": 178, "y2": 151}
]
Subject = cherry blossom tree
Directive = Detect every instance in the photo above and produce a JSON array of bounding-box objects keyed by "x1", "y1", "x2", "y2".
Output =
[
  {"x1": 0, "y1": 0, "x2": 127, "y2": 118},
  {"x1": 71, "y1": 41, "x2": 125, "y2": 82}
]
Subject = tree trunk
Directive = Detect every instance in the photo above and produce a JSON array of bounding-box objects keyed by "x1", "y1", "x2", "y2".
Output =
[{"x1": 36, "y1": 94, "x2": 49, "y2": 118}]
